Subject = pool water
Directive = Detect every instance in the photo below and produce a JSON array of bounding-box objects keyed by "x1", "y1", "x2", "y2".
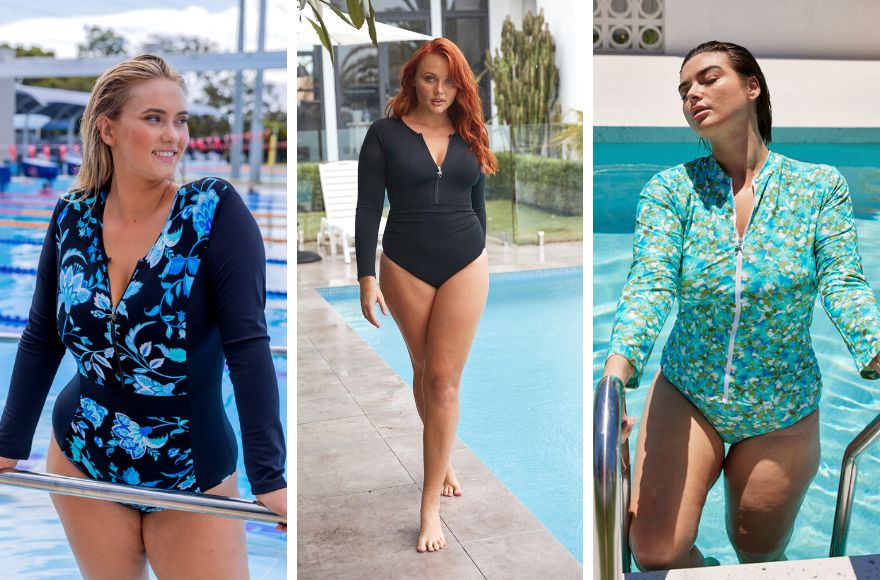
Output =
[
  {"x1": 593, "y1": 142, "x2": 880, "y2": 565},
  {"x1": 320, "y1": 267, "x2": 583, "y2": 562},
  {"x1": 0, "y1": 178, "x2": 287, "y2": 578}
]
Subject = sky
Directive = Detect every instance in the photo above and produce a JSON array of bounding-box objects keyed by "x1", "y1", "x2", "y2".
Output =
[{"x1": 0, "y1": 0, "x2": 289, "y2": 109}]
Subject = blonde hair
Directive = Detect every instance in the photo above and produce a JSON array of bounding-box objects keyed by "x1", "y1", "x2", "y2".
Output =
[{"x1": 74, "y1": 54, "x2": 187, "y2": 196}]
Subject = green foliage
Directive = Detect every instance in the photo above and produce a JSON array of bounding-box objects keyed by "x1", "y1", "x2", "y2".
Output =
[
  {"x1": 513, "y1": 154, "x2": 583, "y2": 215},
  {"x1": 78, "y1": 25, "x2": 127, "y2": 58},
  {"x1": 299, "y1": 0, "x2": 378, "y2": 65},
  {"x1": 485, "y1": 11, "x2": 559, "y2": 151},
  {"x1": 297, "y1": 162, "x2": 324, "y2": 211}
]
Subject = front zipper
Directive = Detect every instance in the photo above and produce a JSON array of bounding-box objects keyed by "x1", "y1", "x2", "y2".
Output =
[
  {"x1": 434, "y1": 166, "x2": 442, "y2": 203},
  {"x1": 721, "y1": 180, "x2": 757, "y2": 404}
]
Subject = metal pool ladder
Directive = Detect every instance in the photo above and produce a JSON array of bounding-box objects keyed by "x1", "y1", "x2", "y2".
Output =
[
  {"x1": 594, "y1": 375, "x2": 631, "y2": 579},
  {"x1": 0, "y1": 331, "x2": 287, "y2": 523}
]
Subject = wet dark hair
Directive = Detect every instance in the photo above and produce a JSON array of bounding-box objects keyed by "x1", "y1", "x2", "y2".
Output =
[{"x1": 682, "y1": 41, "x2": 772, "y2": 144}]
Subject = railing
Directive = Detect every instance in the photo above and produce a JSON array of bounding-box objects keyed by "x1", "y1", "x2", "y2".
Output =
[
  {"x1": 0, "y1": 469, "x2": 284, "y2": 524},
  {"x1": 829, "y1": 411, "x2": 880, "y2": 556},
  {"x1": 0, "y1": 332, "x2": 287, "y2": 356},
  {"x1": 594, "y1": 375, "x2": 632, "y2": 579}
]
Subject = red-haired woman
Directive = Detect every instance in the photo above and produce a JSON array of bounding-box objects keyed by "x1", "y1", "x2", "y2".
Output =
[{"x1": 355, "y1": 38, "x2": 497, "y2": 553}]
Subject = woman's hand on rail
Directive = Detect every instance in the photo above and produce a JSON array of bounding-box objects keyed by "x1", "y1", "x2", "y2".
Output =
[
  {"x1": 256, "y1": 487, "x2": 287, "y2": 533},
  {"x1": 359, "y1": 276, "x2": 388, "y2": 328},
  {"x1": 620, "y1": 415, "x2": 636, "y2": 444},
  {"x1": 0, "y1": 456, "x2": 18, "y2": 472}
]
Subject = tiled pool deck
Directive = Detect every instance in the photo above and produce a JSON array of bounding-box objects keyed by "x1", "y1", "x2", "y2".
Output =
[{"x1": 296, "y1": 238, "x2": 583, "y2": 579}]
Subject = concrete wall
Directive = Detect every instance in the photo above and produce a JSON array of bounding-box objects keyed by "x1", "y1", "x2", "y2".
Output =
[
  {"x1": 593, "y1": 54, "x2": 880, "y2": 128},
  {"x1": 665, "y1": 0, "x2": 880, "y2": 59}
]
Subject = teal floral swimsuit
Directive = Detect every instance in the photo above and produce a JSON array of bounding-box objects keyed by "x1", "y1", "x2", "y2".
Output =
[{"x1": 609, "y1": 151, "x2": 880, "y2": 443}]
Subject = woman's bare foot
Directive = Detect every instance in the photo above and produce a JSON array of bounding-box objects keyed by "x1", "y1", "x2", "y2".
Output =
[
  {"x1": 442, "y1": 463, "x2": 463, "y2": 497},
  {"x1": 417, "y1": 500, "x2": 446, "y2": 553}
]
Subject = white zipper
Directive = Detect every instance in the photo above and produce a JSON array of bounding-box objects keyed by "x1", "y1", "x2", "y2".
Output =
[{"x1": 721, "y1": 180, "x2": 756, "y2": 403}]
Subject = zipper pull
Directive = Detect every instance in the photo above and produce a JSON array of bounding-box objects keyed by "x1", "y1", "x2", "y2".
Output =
[
  {"x1": 109, "y1": 311, "x2": 117, "y2": 323},
  {"x1": 437, "y1": 166, "x2": 442, "y2": 178},
  {"x1": 735, "y1": 238, "x2": 744, "y2": 254}
]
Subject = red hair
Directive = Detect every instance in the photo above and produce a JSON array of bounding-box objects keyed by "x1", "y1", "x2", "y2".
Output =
[{"x1": 386, "y1": 38, "x2": 497, "y2": 174}]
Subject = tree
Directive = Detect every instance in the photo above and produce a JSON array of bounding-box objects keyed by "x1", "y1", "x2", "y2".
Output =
[
  {"x1": 78, "y1": 25, "x2": 127, "y2": 58},
  {"x1": 298, "y1": 0, "x2": 378, "y2": 65}
]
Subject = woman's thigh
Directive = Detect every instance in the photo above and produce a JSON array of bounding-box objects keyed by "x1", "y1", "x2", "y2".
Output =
[
  {"x1": 723, "y1": 409, "x2": 820, "y2": 561},
  {"x1": 142, "y1": 473, "x2": 248, "y2": 580},
  {"x1": 46, "y1": 434, "x2": 148, "y2": 580},
  {"x1": 379, "y1": 254, "x2": 437, "y2": 368},
  {"x1": 629, "y1": 371, "x2": 725, "y2": 568},
  {"x1": 423, "y1": 251, "x2": 489, "y2": 376}
]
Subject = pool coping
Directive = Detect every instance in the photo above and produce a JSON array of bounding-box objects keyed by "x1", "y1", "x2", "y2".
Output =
[
  {"x1": 296, "y1": 238, "x2": 583, "y2": 578},
  {"x1": 625, "y1": 553, "x2": 880, "y2": 579}
]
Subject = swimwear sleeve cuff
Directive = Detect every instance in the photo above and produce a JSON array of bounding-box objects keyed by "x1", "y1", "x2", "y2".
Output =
[
  {"x1": 251, "y1": 476, "x2": 287, "y2": 496},
  {"x1": 857, "y1": 338, "x2": 880, "y2": 380},
  {"x1": 605, "y1": 348, "x2": 642, "y2": 389}
]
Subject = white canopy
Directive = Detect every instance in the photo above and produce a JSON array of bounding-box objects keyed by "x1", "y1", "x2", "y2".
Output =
[{"x1": 297, "y1": 8, "x2": 432, "y2": 47}]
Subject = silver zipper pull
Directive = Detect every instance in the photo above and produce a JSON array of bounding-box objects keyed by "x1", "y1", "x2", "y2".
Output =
[
  {"x1": 437, "y1": 166, "x2": 442, "y2": 178},
  {"x1": 735, "y1": 238, "x2": 744, "y2": 254}
]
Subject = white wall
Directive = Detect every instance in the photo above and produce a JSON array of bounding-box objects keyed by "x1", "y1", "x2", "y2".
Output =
[
  {"x1": 665, "y1": 0, "x2": 880, "y2": 59},
  {"x1": 594, "y1": 54, "x2": 880, "y2": 128}
]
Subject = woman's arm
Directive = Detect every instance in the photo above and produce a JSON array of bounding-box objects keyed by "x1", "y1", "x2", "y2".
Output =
[
  {"x1": 354, "y1": 123, "x2": 387, "y2": 280},
  {"x1": 471, "y1": 171, "x2": 487, "y2": 242},
  {"x1": 0, "y1": 202, "x2": 66, "y2": 459},
  {"x1": 815, "y1": 169, "x2": 880, "y2": 379},
  {"x1": 206, "y1": 188, "x2": 286, "y2": 496},
  {"x1": 606, "y1": 175, "x2": 684, "y2": 388}
]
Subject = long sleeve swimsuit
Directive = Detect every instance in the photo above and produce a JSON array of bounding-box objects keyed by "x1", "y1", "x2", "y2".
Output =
[
  {"x1": 0, "y1": 177, "x2": 286, "y2": 508},
  {"x1": 355, "y1": 116, "x2": 487, "y2": 288},
  {"x1": 609, "y1": 151, "x2": 880, "y2": 443}
]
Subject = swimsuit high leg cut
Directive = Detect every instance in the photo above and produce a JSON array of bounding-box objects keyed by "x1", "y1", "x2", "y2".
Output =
[{"x1": 355, "y1": 117, "x2": 486, "y2": 288}]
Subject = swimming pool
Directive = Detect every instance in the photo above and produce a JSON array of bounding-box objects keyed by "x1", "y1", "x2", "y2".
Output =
[
  {"x1": 593, "y1": 141, "x2": 880, "y2": 564},
  {"x1": 0, "y1": 177, "x2": 287, "y2": 577},
  {"x1": 319, "y1": 267, "x2": 583, "y2": 562}
]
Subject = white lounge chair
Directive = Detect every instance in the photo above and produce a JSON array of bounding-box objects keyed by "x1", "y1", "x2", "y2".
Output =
[{"x1": 316, "y1": 160, "x2": 386, "y2": 264}]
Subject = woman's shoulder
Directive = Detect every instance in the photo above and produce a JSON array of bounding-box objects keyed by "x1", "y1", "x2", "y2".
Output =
[
  {"x1": 179, "y1": 176, "x2": 239, "y2": 199},
  {"x1": 773, "y1": 153, "x2": 843, "y2": 183}
]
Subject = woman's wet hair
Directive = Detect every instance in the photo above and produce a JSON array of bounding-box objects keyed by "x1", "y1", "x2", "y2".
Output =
[
  {"x1": 75, "y1": 54, "x2": 186, "y2": 195},
  {"x1": 682, "y1": 41, "x2": 772, "y2": 144}
]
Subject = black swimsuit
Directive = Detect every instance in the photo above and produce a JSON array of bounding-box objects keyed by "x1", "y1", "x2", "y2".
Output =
[
  {"x1": 355, "y1": 116, "x2": 487, "y2": 288},
  {"x1": 0, "y1": 178, "x2": 286, "y2": 509}
]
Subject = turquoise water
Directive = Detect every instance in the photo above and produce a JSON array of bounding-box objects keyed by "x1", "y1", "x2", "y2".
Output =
[
  {"x1": 0, "y1": 180, "x2": 287, "y2": 578},
  {"x1": 320, "y1": 267, "x2": 583, "y2": 562},
  {"x1": 594, "y1": 142, "x2": 880, "y2": 564}
]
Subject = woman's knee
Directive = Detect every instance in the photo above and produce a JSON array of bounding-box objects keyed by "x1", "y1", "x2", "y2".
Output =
[
  {"x1": 422, "y1": 370, "x2": 460, "y2": 408},
  {"x1": 629, "y1": 515, "x2": 696, "y2": 571}
]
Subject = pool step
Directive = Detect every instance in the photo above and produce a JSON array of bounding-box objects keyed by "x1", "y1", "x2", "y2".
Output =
[{"x1": 626, "y1": 553, "x2": 880, "y2": 579}]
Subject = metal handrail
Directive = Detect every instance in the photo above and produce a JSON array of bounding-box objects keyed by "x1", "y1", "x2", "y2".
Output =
[
  {"x1": 0, "y1": 469, "x2": 284, "y2": 524},
  {"x1": 0, "y1": 332, "x2": 287, "y2": 356},
  {"x1": 594, "y1": 375, "x2": 632, "y2": 580},
  {"x1": 829, "y1": 411, "x2": 880, "y2": 556}
]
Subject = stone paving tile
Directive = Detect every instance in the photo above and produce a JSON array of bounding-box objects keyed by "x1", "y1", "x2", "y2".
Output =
[
  {"x1": 350, "y1": 380, "x2": 414, "y2": 415},
  {"x1": 438, "y1": 474, "x2": 544, "y2": 543},
  {"x1": 626, "y1": 553, "x2": 880, "y2": 579},
  {"x1": 298, "y1": 545, "x2": 485, "y2": 580},
  {"x1": 297, "y1": 415, "x2": 379, "y2": 452},
  {"x1": 462, "y1": 529, "x2": 581, "y2": 579},
  {"x1": 298, "y1": 436, "x2": 412, "y2": 500},
  {"x1": 297, "y1": 391, "x2": 363, "y2": 425},
  {"x1": 297, "y1": 484, "x2": 437, "y2": 565},
  {"x1": 366, "y1": 407, "x2": 424, "y2": 438},
  {"x1": 296, "y1": 373, "x2": 346, "y2": 400},
  {"x1": 384, "y1": 433, "x2": 486, "y2": 484}
]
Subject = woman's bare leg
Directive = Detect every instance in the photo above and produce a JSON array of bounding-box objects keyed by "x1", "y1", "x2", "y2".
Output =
[
  {"x1": 142, "y1": 473, "x2": 248, "y2": 579},
  {"x1": 46, "y1": 434, "x2": 149, "y2": 580},
  {"x1": 380, "y1": 256, "x2": 461, "y2": 497},
  {"x1": 723, "y1": 409, "x2": 820, "y2": 563},
  {"x1": 628, "y1": 372, "x2": 725, "y2": 571},
  {"x1": 418, "y1": 251, "x2": 488, "y2": 552}
]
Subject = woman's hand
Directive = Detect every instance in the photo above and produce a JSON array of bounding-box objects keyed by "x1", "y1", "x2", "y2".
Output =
[
  {"x1": 870, "y1": 351, "x2": 880, "y2": 373},
  {"x1": 256, "y1": 487, "x2": 287, "y2": 533},
  {"x1": 359, "y1": 276, "x2": 388, "y2": 328},
  {"x1": 0, "y1": 456, "x2": 18, "y2": 472},
  {"x1": 603, "y1": 354, "x2": 637, "y2": 445}
]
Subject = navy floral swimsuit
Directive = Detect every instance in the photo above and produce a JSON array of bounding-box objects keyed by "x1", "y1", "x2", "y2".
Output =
[{"x1": 0, "y1": 178, "x2": 286, "y2": 510}]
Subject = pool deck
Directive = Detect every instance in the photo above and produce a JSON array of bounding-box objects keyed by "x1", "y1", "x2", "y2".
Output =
[{"x1": 296, "y1": 237, "x2": 582, "y2": 579}]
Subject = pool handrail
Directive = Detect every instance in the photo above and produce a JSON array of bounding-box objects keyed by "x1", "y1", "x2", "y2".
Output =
[
  {"x1": 0, "y1": 332, "x2": 287, "y2": 355},
  {"x1": 0, "y1": 468, "x2": 285, "y2": 524},
  {"x1": 594, "y1": 375, "x2": 632, "y2": 579},
  {"x1": 829, "y1": 411, "x2": 880, "y2": 557}
]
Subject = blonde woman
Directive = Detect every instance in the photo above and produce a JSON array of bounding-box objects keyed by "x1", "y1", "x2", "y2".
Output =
[{"x1": 0, "y1": 54, "x2": 286, "y2": 578}]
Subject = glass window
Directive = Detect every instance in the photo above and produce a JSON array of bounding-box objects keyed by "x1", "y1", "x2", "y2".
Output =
[
  {"x1": 297, "y1": 50, "x2": 324, "y2": 161},
  {"x1": 444, "y1": 0, "x2": 488, "y2": 11},
  {"x1": 443, "y1": 15, "x2": 491, "y2": 119}
]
